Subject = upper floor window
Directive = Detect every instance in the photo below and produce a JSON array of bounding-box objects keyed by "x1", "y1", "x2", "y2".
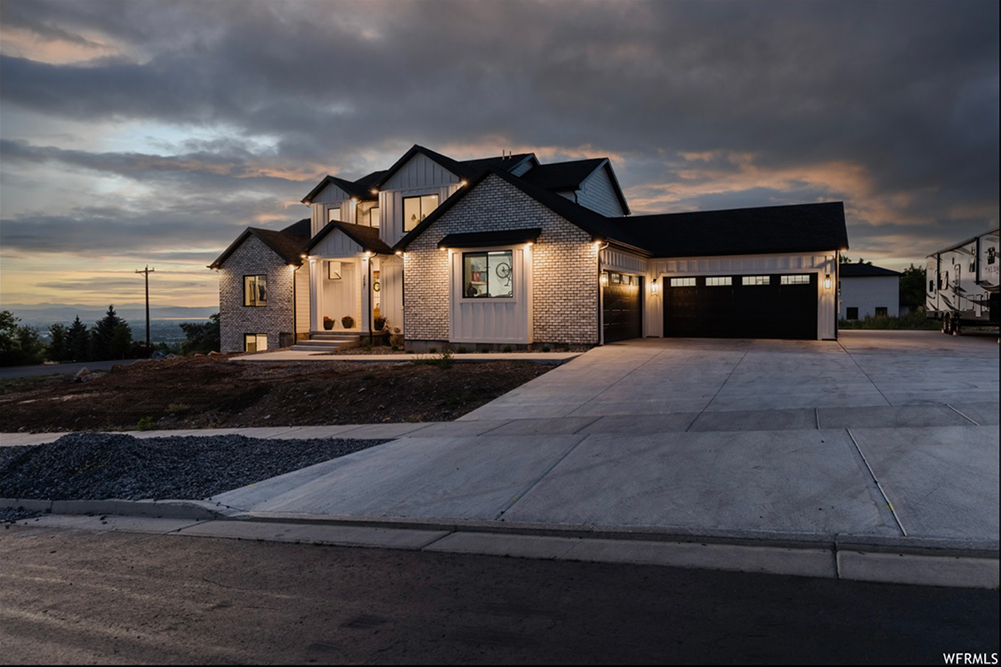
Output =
[
  {"x1": 244, "y1": 275, "x2": 267, "y2": 306},
  {"x1": 403, "y1": 194, "x2": 439, "y2": 232},
  {"x1": 369, "y1": 206, "x2": 380, "y2": 228},
  {"x1": 463, "y1": 250, "x2": 513, "y2": 298},
  {"x1": 327, "y1": 206, "x2": 341, "y2": 223}
]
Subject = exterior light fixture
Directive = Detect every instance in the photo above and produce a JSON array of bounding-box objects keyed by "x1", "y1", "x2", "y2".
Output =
[
  {"x1": 300, "y1": 253, "x2": 307, "y2": 258},
  {"x1": 395, "y1": 250, "x2": 403, "y2": 256},
  {"x1": 459, "y1": 180, "x2": 468, "y2": 187},
  {"x1": 440, "y1": 246, "x2": 448, "y2": 252},
  {"x1": 371, "y1": 188, "x2": 379, "y2": 195},
  {"x1": 599, "y1": 272, "x2": 609, "y2": 287},
  {"x1": 650, "y1": 279, "x2": 661, "y2": 295},
  {"x1": 824, "y1": 274, "x2": 832, "y2": 289}
]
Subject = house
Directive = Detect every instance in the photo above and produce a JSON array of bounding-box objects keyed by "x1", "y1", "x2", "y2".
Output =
[
  {"x1": 838, "y1": 262, "x2": 900, "y2": 320},
  {"x1": 210, "y1": 145, "x2": 849, "y2": 352}
]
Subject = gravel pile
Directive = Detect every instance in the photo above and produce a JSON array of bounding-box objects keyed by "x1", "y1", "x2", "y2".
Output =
[{"x1": 0, "y1": 433, "x2": 388, "y2": 502}]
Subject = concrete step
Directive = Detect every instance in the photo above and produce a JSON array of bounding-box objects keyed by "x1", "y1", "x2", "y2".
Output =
[
  {"x1": 291, "y1": 340, "x2": 348, "y2": 352},
  {"x1": 308, "y1": 332, "x2": 361, "y2": 341}
]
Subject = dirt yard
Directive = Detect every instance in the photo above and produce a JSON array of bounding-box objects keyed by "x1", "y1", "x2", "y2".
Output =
[{"x1": 0, "y1": 355, "x2": 552, "y2": 433}]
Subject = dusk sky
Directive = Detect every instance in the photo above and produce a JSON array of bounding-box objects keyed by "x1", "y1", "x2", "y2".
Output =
[{"x1": 1, "y1": 0, "x2": 998, "y2": 309}]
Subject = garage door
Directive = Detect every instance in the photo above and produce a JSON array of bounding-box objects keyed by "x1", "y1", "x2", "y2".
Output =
[
  {"x1": 603, "y1": 272, "x2": 642, "y2": 342},
  {"x1": 663, "y1": 274, "x2": 817, "y2": 340}
]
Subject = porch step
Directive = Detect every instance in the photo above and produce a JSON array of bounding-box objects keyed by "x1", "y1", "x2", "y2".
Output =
[{"x1": 290, "y1": 333, "x2": 361, "y2": 353}]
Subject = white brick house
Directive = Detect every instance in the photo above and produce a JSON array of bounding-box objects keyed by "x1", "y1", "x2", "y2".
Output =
[{"x1": 212, "y1": 145, "x2": 850, "y2": 352}]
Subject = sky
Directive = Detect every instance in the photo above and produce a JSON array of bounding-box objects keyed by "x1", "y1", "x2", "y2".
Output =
[{"x1": 1, "y1": 0, "x2": 998, "y2": 309}]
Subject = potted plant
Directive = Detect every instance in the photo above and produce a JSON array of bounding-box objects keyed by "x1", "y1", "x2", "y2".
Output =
[
  {"x1": 322, "y1": 316, "x2": 334, "y2": 331},
  {"x1": 341, "y1": 315, "x2": 355, "y2": 329},
  {"x1": 374, "y1": 316, "x2": 387, "y2": 332}
]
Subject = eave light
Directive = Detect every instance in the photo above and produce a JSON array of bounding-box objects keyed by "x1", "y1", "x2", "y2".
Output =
[{"x1": 371, "y1": 188, "x2": 379, "y2": 195}]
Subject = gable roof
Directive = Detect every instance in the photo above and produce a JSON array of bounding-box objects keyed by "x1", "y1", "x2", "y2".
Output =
[
  {"x1": 301, "y1": 171, "x2": 385, "y2": 204},
  {"x1": 396, "y1": 165, "x2": 649, "y2": 254},
  {"x1": 304, "y1": 220, "x2": 394, "y2": 255},
  {"x1": 521, "y1": 158, "x2": 631, "y2": 215},
  {"x1": 605, "y1": 203, "x2": 849, "y2": 258},
  {"x1": 839, "y1": 263, "x2": 900, "y2": 277},
  {"x1": 209, "y1": 218, "x2": 311, "y2": 269},
  {"x1": 372, "y1": 144, "x2": 535, "y2": 190}
]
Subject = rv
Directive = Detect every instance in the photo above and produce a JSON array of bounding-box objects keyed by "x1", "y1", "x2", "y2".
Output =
[{"x1": 926, "y1": 228, "x2": 999, "y2": 333}]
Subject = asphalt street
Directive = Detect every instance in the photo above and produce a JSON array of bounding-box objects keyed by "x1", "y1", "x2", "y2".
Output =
[{"x1": 1, "y1": 524, "x2": 997, "y2": 664}]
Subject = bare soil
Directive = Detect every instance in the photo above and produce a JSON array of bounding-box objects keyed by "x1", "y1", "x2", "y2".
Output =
[{"x1": 0, "y1": 355, "x2": 551, "y2": 433}]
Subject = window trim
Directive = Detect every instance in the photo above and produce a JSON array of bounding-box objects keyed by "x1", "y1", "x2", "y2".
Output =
[
  {"x1": 243, "y1": 274, "x2": 267, "y2": 307},
  {"x1": 461, "y1": 249, "x2": 515, "y2": 299},
  {"x1": 402, "y1": 193, "x2": 439, "y2": 233},
  {"x1": 669, "y1": 277, "x2": 696, "y2": 287},
  {"x1": 741, "y1": 275, "x2": 771, "y2": 286},
  {"x1": 705, "y1": 276, "x2": 732, "y2": 287},
  {"x1": 327, "y1": 206, "x2": 341, "y2": 223},
  {"x1": 780, "y1": 274, "x2": 811, "y2": 285}
]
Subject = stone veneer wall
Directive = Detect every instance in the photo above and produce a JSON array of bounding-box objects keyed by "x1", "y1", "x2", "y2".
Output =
[
  {"x1": 218, "y1": 235, "x2": 296, "y2": 353},
  {"x1": 403, "y1": 174, "x2": 599, "y2": 346}
]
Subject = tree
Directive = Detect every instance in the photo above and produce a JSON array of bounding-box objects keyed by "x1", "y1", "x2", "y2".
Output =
[
  {"x1": 899, "y1": 264, "x2": 927, "y2": 311},
  {"x1": 179, "y1": 313, "x2": 221, "y2": 355},
  {"x1": 66, "y1": 316, "x2": 90, "y2": 362},
  {"x1": 0, "y1": 311, "x2": 47, "y2": 366},
  {"x1": 47, "y1": 323, "x2": 68, "y2": 362},
  {"x1": 91, "y1": 305, "x2": 133, "y2": 360}
]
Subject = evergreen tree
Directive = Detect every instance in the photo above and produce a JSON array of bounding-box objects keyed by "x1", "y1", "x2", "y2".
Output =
[
  {"x1": 66, "y1": 316, "x2": 90, "y2": 362},
  {"x1": 47, "y1": 323, "x2": 68, "y2": 362},
  {"x1": 179, "y1": 313, "x2": 221, "y2": 355},
  {"x1": 91, "y1": 305, "x2": 133, "y2": 360}
]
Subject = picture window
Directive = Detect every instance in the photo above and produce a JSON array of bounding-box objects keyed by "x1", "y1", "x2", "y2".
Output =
[
  {"x1": 463, "y1": 250, "x2": 513, "y2": 298},
  {"x1": 403, "y1": 194, "x2": 439, "y2": 232},
  {"x1": 244, "y1": 275, "x2": 267, "y2": 306}
]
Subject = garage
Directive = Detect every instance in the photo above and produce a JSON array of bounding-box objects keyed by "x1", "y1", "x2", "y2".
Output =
[
  {"x1": 602, "y1": 271, "x2": 642, "y2": 342},
  {"x1": 663, "y1": 273, "x2": 818, "y2": 340}
]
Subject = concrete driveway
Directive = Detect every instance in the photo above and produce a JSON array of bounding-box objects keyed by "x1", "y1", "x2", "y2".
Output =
[{"x1": 212, "y1": 331, "x2": 998, "y2": 546}]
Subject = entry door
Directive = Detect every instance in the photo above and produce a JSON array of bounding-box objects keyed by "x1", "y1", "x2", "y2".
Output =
[{"x1": 603, "y1": 272, "x2": 642, "y2": 342}]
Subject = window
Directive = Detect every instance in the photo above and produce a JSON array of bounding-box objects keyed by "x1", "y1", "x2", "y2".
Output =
[
  {"x1": 244, "y1": 275, "x2": 267, "y2": 306},
  {"x1": 463, "y1": 250, "x2": 513, "y2": 298},
  {"x1": 706, "y1": 276, "x2": 732, "y2": 287},
  {"x1": 780, "y1": 274, "x2": 810, "y2": 285},
  {"x1": 327, "y1": 207, "x2": 341, "y2": 223},
  {"x1": 929, "y1": 279, "x2": 935, "y2": 293},
  {"x1": 403, "y1": 194, "x2": 439, "y2": 232},
  {"x1": 875, "y1": 307, "x2": 888, "y2": 317},
  {"x1": 611, "y1": 272, "x2": 622, "y2": 285},
  {"x1": 369, "y1": 206, "x2": 380, "y2": 228},
  {"x1": 742, "y1": 275, "x2": 770, "y2": 286},
  {"x1": 670, "y1": 277, "x2": 696, "y2": 287},
  {"x1": 847, "y1": 307, "x2": 859, "y2": 320},
  {"x1": 244, "y1": 334, "x2": 267, "y2": 352}
]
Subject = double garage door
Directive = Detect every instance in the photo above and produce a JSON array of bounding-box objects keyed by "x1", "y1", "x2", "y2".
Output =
[{"x1": 663, "y1": 273, "x2": 818, "y2": 340}]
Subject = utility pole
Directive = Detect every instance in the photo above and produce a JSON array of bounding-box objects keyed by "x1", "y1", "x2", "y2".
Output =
[{"x1": 135, "y1": 265, "x2": 155, "y2": 349}]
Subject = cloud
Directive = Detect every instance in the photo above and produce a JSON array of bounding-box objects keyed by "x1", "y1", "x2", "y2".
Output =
[{"x1": 1, "y1": 0, "x2": 997, "y2": 299}]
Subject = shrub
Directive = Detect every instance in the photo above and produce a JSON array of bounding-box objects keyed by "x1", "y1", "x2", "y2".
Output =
[
  {"x1": 136, "y1": 416, "x2": 156, "y2": 431},
  {"x1": 502, "y1": 345, "x2": 513, "y2": 353}
]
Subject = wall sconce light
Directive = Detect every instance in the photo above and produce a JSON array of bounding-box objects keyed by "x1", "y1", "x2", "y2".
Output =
[
  {"x1": 650, "y1": 279, "x2": 660, "y2": 295},
  {"x1": 824, "y1": 274, "x2": 832, "y2": 290},
  {"x1": 600, "y1": 272, "x2": 609, "y2": 287}
]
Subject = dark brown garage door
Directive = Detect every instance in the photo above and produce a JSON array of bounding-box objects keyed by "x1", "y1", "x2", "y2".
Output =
[
  {"x1": 663, "y1": 274, "x2": 817, "y2": 340},
  {"x1": 603, "y1": 272, "x2": 643, "y2": 342}
]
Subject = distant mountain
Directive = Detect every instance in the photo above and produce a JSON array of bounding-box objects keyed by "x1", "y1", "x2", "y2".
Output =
[{"x1": 5, "y1": 303, "x2": 217, "y2": 326}]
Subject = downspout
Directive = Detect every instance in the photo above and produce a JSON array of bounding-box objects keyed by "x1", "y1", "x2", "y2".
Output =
[
  {"x1": 368, "y1": 253, "x2": 374, "y2": 346},
  {"x1": 292, "y1": 263, "x2": 297, "y2": 346},
  {"x1": 597, "y1": 241, "x2": 608, "y2": 346}
]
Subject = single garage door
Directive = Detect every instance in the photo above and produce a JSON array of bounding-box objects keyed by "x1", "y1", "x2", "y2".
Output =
[
  {"x1": 663, "y1": 273, "x2": 817, "y2": 340},
  {"x1": 603, "y1": 271, "x2": 642, "y2": 342}
]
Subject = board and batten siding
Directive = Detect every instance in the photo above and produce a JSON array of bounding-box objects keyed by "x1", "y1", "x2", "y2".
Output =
[
  {"x1": 449, "y1": 246, "x2": 533, "y2": 344},
  {"x1": 310, "y1": 182, "x2": 354, "y2": 237},
  {"x1": 379, "y1": 257, "x2": 405, "y2": 334},
  {"x1": 600, "y1": 247, "x2": 648, "y2": 275},
  {"x1": 294, "y1": 266, "x2": 310, "y2": 336},
  {"x1": 378, "y1": 153, "x2": 462, "y2": 249},
  {"x1": 646, "y1": 251, "x2": 840, "y2": 340},
  {"x1": 576, "y1": 164, "x2": 626, "y2": 217}
]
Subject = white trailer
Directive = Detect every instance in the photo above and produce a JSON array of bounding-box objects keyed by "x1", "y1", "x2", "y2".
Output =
[{"x1": 926, "y1": 228, "x2": 999, "y2": 333}]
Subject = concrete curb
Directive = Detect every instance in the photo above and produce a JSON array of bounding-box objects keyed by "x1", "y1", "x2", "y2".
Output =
[{"x1": 4, "y1": 497, "x2": 997, "y2": 589}]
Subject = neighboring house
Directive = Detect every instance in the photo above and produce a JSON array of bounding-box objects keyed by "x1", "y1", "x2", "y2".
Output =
[
  {"x1": 838, "y1": 263, "x2": 901, "y2": 320},
  {"x1": 211, "y1": 145, "x2": 849, "y2": 353}
]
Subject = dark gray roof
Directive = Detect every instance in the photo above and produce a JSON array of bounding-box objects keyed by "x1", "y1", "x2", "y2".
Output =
[
  {"x1": 605, "y1": 203, "x2": 849, "y2": 258},
  {"x1": 304, "y1": 220, "x2": 393, "y2": 255},
  {"x1": 839, "y1": 263, "x2": 900, "y2": 277},
  {"x1": 210, "y1": 218, "x2": 311, "y2": 268},
  {"x1": 301, "y1": 172, "x2": 385, "y2": 204},
  {"x1": 438, "y1": 228, "x2": 542, "y2": 249},
  {"x1": 521, "y1": 158, "x2": 630, "y2": 215}
]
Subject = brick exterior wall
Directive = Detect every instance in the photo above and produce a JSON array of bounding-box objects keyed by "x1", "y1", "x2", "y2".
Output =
[
  {"x1": 404, "y1": 174, "x2": 599, "y2": 346},
  {"x1": 218, "y1": 235, "x2": 296, "y2": 353}
]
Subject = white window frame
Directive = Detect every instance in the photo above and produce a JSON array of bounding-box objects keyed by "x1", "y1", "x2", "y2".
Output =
[
  {"x1": 706, "y1": 276, "x2": 732, "y2": 287},
  {"x1": 670, "y1": 277, "x2": 696, "y2": 287},
  {"x1": 327, "y1": 206, "x2": 342, "y2": 223},
  {"x1": 780, "y1": 274, "x2": 811, "y2": 285},
  {"x1": 742, "y1": 275, "x2": 771, "y2": 286},
  {"x1": 403, "y1": 194, "x2": 439, "y2": 232}
]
